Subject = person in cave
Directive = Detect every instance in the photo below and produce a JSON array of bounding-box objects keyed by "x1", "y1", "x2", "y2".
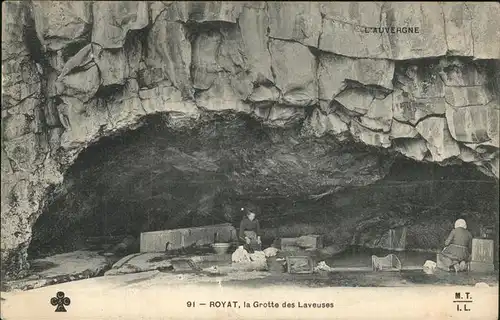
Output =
[
  {"x1": 437, "y1": 218, "x2": 473, "y2": 273},
  {"x1": 239, "y1": 207, "x2": 262, "y2": 253}
]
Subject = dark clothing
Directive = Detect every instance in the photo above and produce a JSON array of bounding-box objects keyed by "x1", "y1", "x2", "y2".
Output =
[
  {"x1": 239, "y1": 217, "x2": 261, "y2": 241},
  {"x1": 239, "y1": 217, "x2": 261, "y2": 253},
  {"x1": 444, "y1": 227, "x2": 473, "y2": 248},
  {"x1": 242, "y1": 231, "x2": 262, "y2": 253},
  {"x1": 437, "y1": 227, "x2": 473, "y2": 271}
]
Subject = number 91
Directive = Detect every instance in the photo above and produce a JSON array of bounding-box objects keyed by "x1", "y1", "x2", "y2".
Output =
[{"x1": 187, "y1": 301, "x2": 195, "y2": 307}]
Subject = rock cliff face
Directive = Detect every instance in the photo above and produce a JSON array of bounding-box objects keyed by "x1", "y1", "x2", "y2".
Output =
[{"x1": 2, "y1": 1, "x2": 499, "y2": 278}]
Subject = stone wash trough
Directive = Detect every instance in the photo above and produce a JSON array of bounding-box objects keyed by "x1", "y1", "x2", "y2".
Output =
[{"x1": 1, "y1": 1, "x2": 499, "y2": 282}]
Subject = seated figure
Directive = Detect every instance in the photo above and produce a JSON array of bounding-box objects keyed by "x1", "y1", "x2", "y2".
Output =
[{"x1": 238, "y1": 207, "x2": 262, "y2": 253}]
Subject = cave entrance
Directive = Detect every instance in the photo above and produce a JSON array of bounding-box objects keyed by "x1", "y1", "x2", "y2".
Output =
[{"x1": 28, "y1": 112, "x2": 499, "y2": 271}]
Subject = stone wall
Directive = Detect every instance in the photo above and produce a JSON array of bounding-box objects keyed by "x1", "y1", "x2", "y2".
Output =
[{"x1": 1, "y1": 1, "x2": 499, "y2": 278}]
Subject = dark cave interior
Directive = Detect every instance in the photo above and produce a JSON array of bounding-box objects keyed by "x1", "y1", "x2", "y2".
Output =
[{"x1": 28, "y1": 113, "x2": 499, "y2": 266}]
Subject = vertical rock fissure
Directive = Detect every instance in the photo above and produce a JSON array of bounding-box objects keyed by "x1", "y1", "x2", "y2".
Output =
[{"x1": 438, "y1": 3, "x2": 450, "y2": 55}]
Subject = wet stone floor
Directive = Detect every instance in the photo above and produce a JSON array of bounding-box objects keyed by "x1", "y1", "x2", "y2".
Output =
[
  {"x1": 4, "y1": 247, "x2": 498, "y2": 291},
  {"x1": 220, "y1": 270, "x2": 499, "y2": 288}
]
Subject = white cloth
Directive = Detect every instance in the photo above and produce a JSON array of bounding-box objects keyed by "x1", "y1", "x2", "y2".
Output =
[
  {"x1": 314, "y1": 261, "x2": 335, "y2": 272},
  {"x1": 263, "y1": 247, "x2": 279, "y2": 257},
  {"x1": 249, "y1": 251, "x2": 266, "y2": 263},
  {"x1": 231, "y1": 250, "x2": 267, "y2": 271},
  {"x1": 423, "y1": 260, "x2": 437, "y2": 274},
  {"x1": 231, "y1": 246, "x2": 251, "y2": 263},
  {"x1": 454, "y1": 219, "x2": 467, "y2": 229}
]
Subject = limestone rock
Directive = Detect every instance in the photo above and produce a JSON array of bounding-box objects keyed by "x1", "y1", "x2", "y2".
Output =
[
  {"x1": 320, "y1": 19, "x2": 391, "y2": 59},
  {"x1": 217, "y1": 25, "x2": 247, "y2": 75},
  {"x1": 46, "y1": 69, "x2": 60, "y2": 99},
  {"x1": 3, "y1": 133, "x2": 39, "y2": 172},
  {"x1": 490, "y1": 156, "x2": 499, "y2": 178},
  {"x1": 47, "y1": 127, "x2": 63, "y2": 151},
  {"x1": 385, "y1": 2, "x2": 447, "y2": 60},
  {"x1": 468, "y1": 2, "x2": 500, "y2": 59},
  {"x1": 395, "y1": 64, "x2": 445, "y2": 99},
  {"x1": 191, "y1": 30, "x2": 223, "y2": 90},
  {"x1": 441, "y1": 3, "x2": 474, "y2": 56},
  {"x1": 350, "y1": 121, "x2": 391, "y2": 148},
  {"x1": 390, "y1": 120, "x2": 419, "y2": 139},
  {"x1": 45, "y1": 51, "x2": 66, "y2": 73},
  {"x1": 438, "y1": 60, "x2": 488, "y2": 86},
  {"x1": 57, "y1": 97, "x2": 109, "y2": 149},
  {"x1": 269, "y1": 40, "x2": 317, "y2": 106},
  {"x1": 304, "y1": 109, "x2": 349, "y2": 138},
  {"x1": 267, "y1": 105, "x2": 305, "y2": 126},
  {"x1": 33, "y1": 2, "x2": 92, "y2": 51},
  {"x1": 319, "y1": 2, "x2": 392, "y2": 59},
  {"x1": 2, "y1": 2, "x2": 30, "y2": 60},
  {"x1": 458, "y1": 145, "x2": 482, "y2": 163},
  {"x1": 2, "y1": 114, "x2": 32, "y2": 141},
  {"x1": 445, "y1": 87, "x2": 493, "y2": 108},
  {"x1": 157, "y1": 2, "x2": 242, "y2": 23},
  {"x1": 95, "y1": 48, "x2": 130, "y2": 87},
  {"x1": 360, "y1": 95, "x2": 393, "y2": 132},
  {"x1": 104, "y1": 80, "x2": 145, "y2": 128},
  {"x1": 29, "y1": 104, "x2": 46, "y2": 134},
  {"x1": 335, "y1": 88, "x2": 374, "y2": 115},
  {"x1": 43, "y1": 99, "x2": 62, "y2": 128},
  {"x1": 149, "y1": 1, "x2": 175, "y2": 22},
  {"x1": 2, "y1": 57, "x2": 41, "y2": 107},
  {"x1": 393, "y1": 90, "x2": 446, "y2": 125},
  {"x1": 94, "y1": 36, "x2": 142, "y2": 87},
  {"x1": 318, "y1": 54, "x2": 394, "y2": 102},
  {"x1": 320, "y1": 2, "x2": 382, "y2": 26},
  {"x1": 252, "y1": 106, "x2": 271, "y2": 120},
  {"x1": 446, "y1": 105, "x2": 499, "y2": 144},
  {"x1": 139, "y1": 82, "x2": 199, "y2": 116},
  {"x1": 138, "y1": 66, "x2": 167, "y2": 89},
  {"x1": 248, "y1": 86, "x2": 280, "y2": 103},
  {"x1": 1, "y1": 147, "x2": 13, "y2": 174},
  {"x1": 268, "y1": 2, "x2": 321, "y2": 47},
  {"x1": 195, "y1": 75, "x2": 252, "y2": 113},
  {"x1": 393, "y1": 138, "x2": 428, "y2": 161},
  {"x1": 190, "y1": 24, "x2": 246, "y2": 90},
  {"x1": 416, "y1": 117, "x2": 460, "y2": 161},
  {"x1": 56, "y1": 64, "x2": 100, "y2": 102},
  {"x1": 92, "y1": 1, "x2": 148, "y2": 49},
  {"x1": 57, "y1": 44, "x2": 94, "y2": 79},
  {"x1": 146, "y1": 19, "x2": 192, "y2": 98},
  {"x1": 238, "y1": 6, "x2": 273, "y2": 82}
]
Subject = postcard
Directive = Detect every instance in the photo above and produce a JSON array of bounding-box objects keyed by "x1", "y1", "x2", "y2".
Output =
[{"x1": 1, "y1": 1, "x2": 498, "y2": 319}]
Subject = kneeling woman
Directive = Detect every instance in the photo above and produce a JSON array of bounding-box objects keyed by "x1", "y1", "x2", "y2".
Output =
[
  {"x1": 437, "y1": 219, "x2": 473, "y2": 272},
  {"x1": 239, "y1": 208, "x2": 262, "y2": 253}
]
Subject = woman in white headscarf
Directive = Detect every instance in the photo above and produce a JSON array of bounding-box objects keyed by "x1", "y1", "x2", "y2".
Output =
[{"x1": 437, "y1": 219, "x2": 473, "y2": 272}]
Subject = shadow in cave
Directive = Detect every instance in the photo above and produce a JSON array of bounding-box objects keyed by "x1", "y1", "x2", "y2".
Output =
[{"x1": 28, "y1": 112, "x2": 499, "y2": 274}]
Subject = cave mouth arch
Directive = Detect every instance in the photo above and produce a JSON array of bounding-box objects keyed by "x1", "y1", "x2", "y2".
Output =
[{"x1": 28, "y1": 112, "x2": 499, "y2": 269}]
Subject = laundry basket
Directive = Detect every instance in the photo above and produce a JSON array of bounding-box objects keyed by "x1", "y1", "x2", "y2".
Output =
[{"x1": 371, "y1": 254, "x2": 402, "y2": 271}]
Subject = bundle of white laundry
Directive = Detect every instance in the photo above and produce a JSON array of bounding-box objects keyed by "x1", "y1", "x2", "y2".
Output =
[{"x1": 422, "y1": 260, "x2": 437, "y2": 274}]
